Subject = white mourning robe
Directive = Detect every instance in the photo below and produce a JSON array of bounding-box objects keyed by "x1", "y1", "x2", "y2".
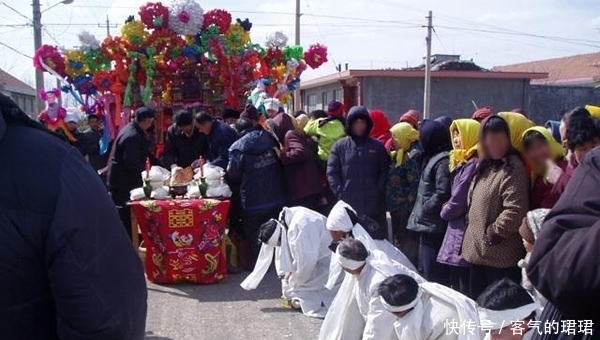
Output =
[{"x1": 279, "y1": 206, "x2": 339, "y2": 318}]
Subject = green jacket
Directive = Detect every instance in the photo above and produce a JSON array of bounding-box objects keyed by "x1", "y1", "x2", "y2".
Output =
[{"x1": 304, "y1": 118, "x2": 346, "y2": 161}]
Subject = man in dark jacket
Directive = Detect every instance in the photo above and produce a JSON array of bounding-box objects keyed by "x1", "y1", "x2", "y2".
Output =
[
  {"x1": 0, "y1": 94, "x2": 147, "y2": 340},
  {"x1": 195, "y1": 111, "x2": 238, "y2": 169},
  {"x1": 162, "y1": 110, "x2": 207, "y2": 168},
  {"x1": 108, "y1": 106, "x2": 162, "y2": 238},
  {"x1": 327, "y1": 106, "x2": 391, "y2": 228},
  {"x1": 79, "y1": 114, "x2": 110, "y2": 174},
  {"x1": 227, "y1": 105, "x2": 286, "y2": 262}
]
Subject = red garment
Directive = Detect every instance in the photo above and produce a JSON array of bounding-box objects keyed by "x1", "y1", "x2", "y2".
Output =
[
  {"x1": 132, "y1": 199, "x2": 231, "y2": 284},
  {"x1": 472, "y1": 106, "x2": 494, "y2": 122},
  {"x1": 400, "y1": 109, "x2": 421, "y2": 128},
  {"x1": 280, "y1": 130, "x2": 322, "y2": 203},
  {"x1": 531, "y1": 159, "x2": 569, "y2": 209},
  {"x1": 369, "y1": 110, "x2": 392, "y2": 140}
]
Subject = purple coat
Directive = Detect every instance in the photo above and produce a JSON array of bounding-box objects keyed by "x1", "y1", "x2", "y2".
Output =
[{"x1": 437, "y1": 157, "x2": 478, "y2": 267}]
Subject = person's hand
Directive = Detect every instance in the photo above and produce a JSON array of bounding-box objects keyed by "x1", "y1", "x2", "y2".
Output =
[{"x1": 545, "y1": 160, "x2": 563, "y2": 184}]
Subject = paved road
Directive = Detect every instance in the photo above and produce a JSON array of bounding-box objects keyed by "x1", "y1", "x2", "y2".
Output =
[{"x1": 145, "y1": 271, "x2": 323, "y2": 340}]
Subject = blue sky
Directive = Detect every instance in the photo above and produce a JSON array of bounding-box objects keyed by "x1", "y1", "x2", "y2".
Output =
[{"x1": 1, "y1": 0, "x2": 599, "y2": 88}]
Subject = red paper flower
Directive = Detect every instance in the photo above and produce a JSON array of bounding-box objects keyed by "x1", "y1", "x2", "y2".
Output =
[
  {"x1": 33, "y1": 45, "x2": 66, "y2": 77},
  {"x1": 304, "y1": 43, "x2": 328, "y2": 69},
  {"x1": 264, "y1": 47, "x2": 284, "y2": 67},
  {"x1": 202, "y1": 9, "x2": 232, "y2": 33},
  {"x1": 139, "y1": 2, "x2": 170, "y2": 29}
]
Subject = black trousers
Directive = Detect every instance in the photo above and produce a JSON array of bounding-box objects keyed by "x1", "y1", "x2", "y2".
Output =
[
  {"x1": 111, "y1": 190, "x2": 132, "y2": 240},
  {"x1": 419, "y1": 232, "x2": 451, "y2": 287},
  {"x1": 390, "y1": 210, "x2": 420, "y2": 268},
  {"x1": 468, "y1": 264, "x2": 521, "y2": 300}
]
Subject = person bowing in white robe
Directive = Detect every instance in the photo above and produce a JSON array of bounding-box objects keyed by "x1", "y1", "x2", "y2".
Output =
[
  {"x1": 378, "y1": 274, "x2": 482, "y2": 340},
  {"x1": 240, "y1": 206, "x2": 339, "y2": 318}
]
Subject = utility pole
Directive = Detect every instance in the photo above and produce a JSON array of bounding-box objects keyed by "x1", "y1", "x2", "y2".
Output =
[
  {"x1": 423, "y1": 10, "x2": 433, "y2": 120},
  {"x1": 98, "y1": 15, "x2": 117, "y2": 37},
  {"x1": 32, "y1": 0, "x2": 45, "y2": 112},
  {"x1": 293, "y1": 0, "x2": 301, "y2": 112}
]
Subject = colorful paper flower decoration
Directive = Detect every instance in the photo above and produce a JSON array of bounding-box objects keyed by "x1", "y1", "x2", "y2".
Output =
[
  {"x1": 33, "y1": 45, "x2": 66, "y2": 76},
  {"x1": 224, "y1": 23, "x2": 250, "y2": 52},
  {"x1": 121, "y1": 19, "x2": 148, "y2": 48},
  {"x1": 202, "y1": 9, "x2": 232, "y2": 33},
  {"x1": 265, "y1": 31, "x2": 288, "y2": 49},
  {"x1": 304, "y1": 43, "x2": 328, "y2": 69},
  {"x1": 140, "y1": 2, "x2": 170, "y2": 29},
  {"x1": 65, "y1": 49, "x2": 89, "y2": 78},
  {"x1": 169, "y1": 0, "x2": 204, "y2": 35}
]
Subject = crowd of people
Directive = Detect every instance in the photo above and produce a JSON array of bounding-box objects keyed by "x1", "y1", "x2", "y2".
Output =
[{"x1": 1, "y1": 88, "x2": 599, "y2": 339}]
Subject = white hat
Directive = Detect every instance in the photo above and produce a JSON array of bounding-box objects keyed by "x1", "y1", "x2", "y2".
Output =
[{"x1": 263, "y1": 98, "x2": 280, "y2": 112}]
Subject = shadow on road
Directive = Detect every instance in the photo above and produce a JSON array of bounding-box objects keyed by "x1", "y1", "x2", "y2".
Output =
[
  {"x1": 147, "y1": 271, "x2": 282, "y2": 303},
  {"x1": 145, "y1": 331, "x2": 175, "y2": 340}
]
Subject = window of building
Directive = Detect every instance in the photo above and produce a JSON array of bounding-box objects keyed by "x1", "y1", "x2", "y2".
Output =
[
  {"x1": 306, "y1": 93, "x2": 317, "y2": 112},
  {"x1": 333, "y1": 89, "x2": 342, "y2": 101},
  {"x1": 322, "y1": 91, "x2": 330, "y2": 105}
]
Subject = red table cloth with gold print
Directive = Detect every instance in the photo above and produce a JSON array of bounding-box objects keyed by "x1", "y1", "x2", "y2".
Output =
[{"x1": 131, "y1": 199, "x2": 231, "y2": 284}]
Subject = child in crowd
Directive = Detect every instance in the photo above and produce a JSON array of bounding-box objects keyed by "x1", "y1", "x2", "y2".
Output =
[{"x1": 518, "y1": 209, "x2": 550, "y2": 306}]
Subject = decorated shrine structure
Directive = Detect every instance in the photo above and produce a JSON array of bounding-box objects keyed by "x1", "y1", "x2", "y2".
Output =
[{"x1": 33, "y1": 0, "x2": 328, "y2": 155}]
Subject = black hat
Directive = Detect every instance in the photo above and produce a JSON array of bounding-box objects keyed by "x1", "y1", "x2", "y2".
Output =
[
  {"x1": 240, "y1": 105, "x2": 259, "y2": 121},
  {"x1": 223, "y1": 108, "x2": 241, "y2": 120},
  {"x1": 174, "y1": 110, "x2": 193, "y2": 126},
  {"x1": 135, "y1": 107, "x2": 156, "y2": 120}
]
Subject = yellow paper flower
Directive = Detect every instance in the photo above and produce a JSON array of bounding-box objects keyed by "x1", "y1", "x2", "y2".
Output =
[
  {"x1": 121, "y1": 20, "x2": 148, "y2": 47},
  {"x1": 224, "y1": 23, "x2": 250, "y2": 51},
  {"x1": 65, "y1": 49, "x2": 89, "y2": 77}
]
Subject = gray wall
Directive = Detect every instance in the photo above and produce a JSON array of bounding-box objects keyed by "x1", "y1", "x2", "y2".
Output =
[
  {"x1": 527, "y1": 85, "x2": 600, "y2": 124},
  {"x1": 362, "y1": 76, "x2": 529, "y2": 122},
  {"x1": 302, "y1": 83, "x2": 343, "y2": 113}
]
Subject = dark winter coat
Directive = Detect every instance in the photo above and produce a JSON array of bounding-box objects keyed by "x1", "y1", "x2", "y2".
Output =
[
  {"x1": 108, "y1": 122, "x2": 162, "y2": 204},
  {"x1": 162, "y1": 124, "x2": 207, "y2": 168},
  {"x1": 407, "y1": 119, "x2": 452, "y2": 234},
  {"x1": 327, "y1": 106, "x2": 390, "y2": 222},
  {"x1": 268, "y1": 112, "x2": 295, "y2": 145},
  {"x1": 407, "y1": 151, "x2": 451, "y2": 233},
  {"x1": 205, "y1": 120, "x2": 238, "y2": 169},
  {"x1": 0, "y1": 96, "x2": 147, "y2": 340},
  {"x1": 280, "y1": 129, "x2": 322, "y2": 203},
  {"x1": 437, "y1": 158, "x2": 478, "y2": 266},
  {"x1": 228, "y1": 126, "x2": 286, "y2": 213},
  {"x1": 528, "y1": 146, "x2": 600, "y2": 324},
  {"x1": 78, "y1": 129, "x2": 110, "y2": 171}
]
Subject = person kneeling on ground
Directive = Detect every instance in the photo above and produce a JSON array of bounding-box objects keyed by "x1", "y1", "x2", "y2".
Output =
[
  {"x1": 379, "y1": 274, "x2": 480, "y2": 340},
  {"x1": 240, "y1": 206, "x2": 339, "y2": 318},
  {"x1": 477, "y1": 278, "x2": 540, "y2": 340}
]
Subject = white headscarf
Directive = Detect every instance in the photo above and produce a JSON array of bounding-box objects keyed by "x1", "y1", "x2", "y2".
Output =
[
  {"x1": 478, "y1": 302, "x2": 540, "y2": 331},
  {"x1": 387, "y1": 282, "x2": 481, "y2": 340},
  {"x1": 240, "y1": 211, "x2": 293, "y2": 290}
]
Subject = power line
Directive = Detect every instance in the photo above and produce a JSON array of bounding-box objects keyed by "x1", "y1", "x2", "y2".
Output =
[{"x1": 0, "y1": 41, "x2": 31, "y2": 58}]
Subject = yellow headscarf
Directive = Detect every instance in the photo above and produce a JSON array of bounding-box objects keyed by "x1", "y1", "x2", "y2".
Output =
[
  {"x1": 449, "y1": 119, "x2": 480, "y2": 172},
  {"x1": 390, "y1": 122, "x2": 420, "y2": 166},
  {"x1": 295, "y1": 114, "x2": 309, "y2": 132},
  {"x1": 522, "y1": 126, "x2": 565, "y2": 176},
  {"x1": 585, "y1": 105, "x2": 600, "y2": 118},
  {"x1": 497, "y1": 112, "x2": 535, "y2": 153}
]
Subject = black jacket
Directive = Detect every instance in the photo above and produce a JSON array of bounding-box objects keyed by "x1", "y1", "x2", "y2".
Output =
[
  {"x1": 205, "y1": 120, "x2": 238, "y2": 169},
  {"x1": 162, "y1": 124, "x2": 207, "y2": 168},
  {"x1": 0, "y1": 98, "x2": 147, "y2": 339},
  {"x1": 227, "y1": 126, "x2": 285, "y2": 213},
  {"x1": 108, "y1": 122, "x2": 161, "y2": 202},
  {"x1": 79, "y1": 129, "x2": 110, "y2": 171},
  {"x1": 528, "y1": 146, "x2": 600, "y2": 325}
]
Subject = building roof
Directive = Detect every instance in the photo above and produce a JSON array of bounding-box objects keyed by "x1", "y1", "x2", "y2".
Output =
[
  {"x1": 0, "y1": 68, "x2": 36, "y2": 96},
  {"x1": 493, "y1": 52, "x2": 600, "y2": 86},
  {"x1": 300, "y1": 69, "x2": 548, "y2": 90}
]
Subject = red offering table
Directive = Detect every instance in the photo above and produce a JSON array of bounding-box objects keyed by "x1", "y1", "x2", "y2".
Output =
[{"x1": 130, "y1": 199, "x2": 231, "y2": 284}]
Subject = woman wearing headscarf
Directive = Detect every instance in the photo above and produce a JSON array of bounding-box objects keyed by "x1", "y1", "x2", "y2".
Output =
[
  {"x1": 279, "y1": 115, "x2": 322, "y2": 210},
  {"x1": 462, "y1": 115, "x2": 529, "y2": 299},
  {"x1": 386, "y1": 122, "x2": 422, "y2": 266},
  {"x1": 407, "y1": 120, "x2": 453, "y2": 285},
  {"x1": 497, "y1": 111, "x2": 535, "y2": 154},
  {"x1": 437, "y1": 119, "x2": 480, "y2": 295},
  {"x1": 522, "y1": 126, "x2": 569, "y2": 209},
  {"x1": 369, "y1": 109, "x2": 393, "y2": 151}
]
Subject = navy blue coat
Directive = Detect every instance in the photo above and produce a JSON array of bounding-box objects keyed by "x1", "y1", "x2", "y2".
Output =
[
  {"x1": 206, "y1": 120, "x2": 238, "y2": 169},
  {"x1": 0, "y1": 99, "x2": 147, "y2": 339},
  {"x1": 228, "y1": 126, "x2": 285, "y2": 213},
  {"x1": 327, "y1": 106, "x2": 391, "y2": 222}
]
